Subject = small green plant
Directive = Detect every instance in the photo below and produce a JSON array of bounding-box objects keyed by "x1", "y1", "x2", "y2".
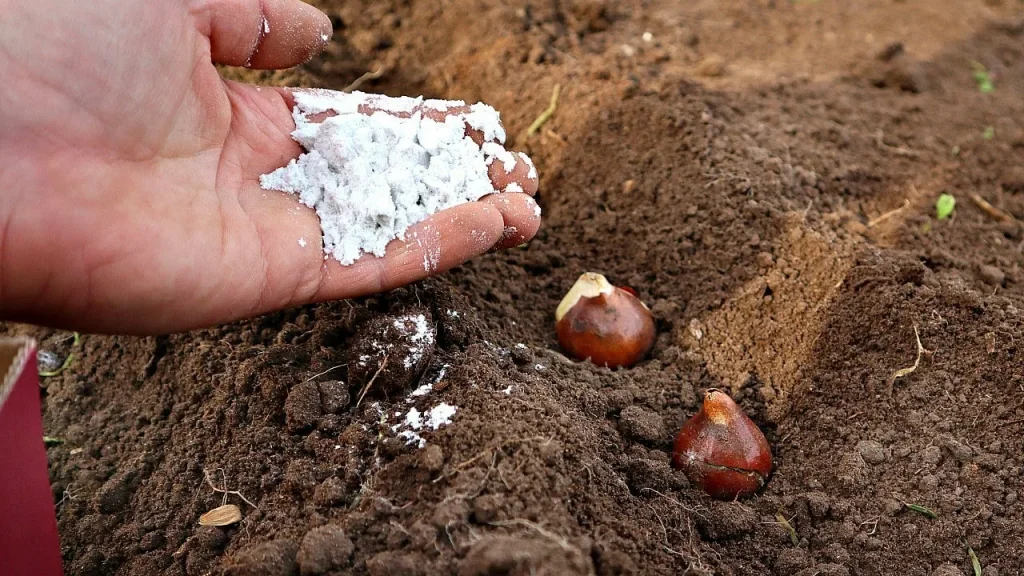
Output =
[
  {"x1": 983, "y1": 126, "x2": 995, "y2": 140},
  {"x1": 965, "y1": 540, "x2": 982, "y2": 576},
  {"x1": 43, "y1": 436, "x2": 65, "y2": 446},
  {"x1": 905, "y1": 503, "x2": 938, "y2": 519},
  {"x1": 936, "y1": 194, "x2": 956, "y2": 220},
  {"x1": 972, "y1": 61, "x2": 995, "y2": 93}
]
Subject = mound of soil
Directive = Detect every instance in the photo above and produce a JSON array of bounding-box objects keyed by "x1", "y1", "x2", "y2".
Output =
[{"x1": 10, "y1": 0, "x2": 1024, "y2": 574}]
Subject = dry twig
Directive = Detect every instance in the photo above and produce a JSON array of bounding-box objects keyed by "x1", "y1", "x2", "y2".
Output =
[
  {"x1": 969, "y1": 193, "x2": 1015, "y2": 223},
  {"x1": 867, "y1": 199, "x2": 911, "y2": 228},
  {"x1": 888, "y1": 325, "x2": 929, "y2": 395},
  {"x1": 343, "y1": 68, "x2": 385, "y2": 93},
  {"x1": 355, "y1": 355, "x2": 389, "y2": 408}
]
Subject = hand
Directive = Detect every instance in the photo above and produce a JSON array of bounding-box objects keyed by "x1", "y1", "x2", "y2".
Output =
[{"x1": 0, "y1": 0, "x2": 541, "y2": 335}]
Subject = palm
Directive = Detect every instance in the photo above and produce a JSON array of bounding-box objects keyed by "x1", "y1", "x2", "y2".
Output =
[{"x1": 0, "y1": 0, "x2": 540, "y2": 334}]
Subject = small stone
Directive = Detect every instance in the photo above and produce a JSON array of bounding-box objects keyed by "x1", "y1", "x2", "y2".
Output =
[
  {"x1": 317, "y1": 380, "x2": 349, "y2": 414},
  {"x1": 618, "y1": 406, "x2": 666, "y2": 444},
  {"x1": 97, "y1": 470, "x2": 137, "y2": 514},
  {"x1": 856, "y1": 440, "x2": 887, "y2": 464},
  {"x1": 695, "y1": 502, "x2": 755, "y2": 540},
  {"x1": 931, "y1": 563, "x2": 965, "y2": 576},
  {"x1": 918, "y1": 474, "x2": 939, "y2": 492},
  {"x1": 313, "y1": 478, "x2": 348, "y2": 507},
  {"x1": 921, "y1": 445, "x2": 942, "y2": 466},
  {"x1": 366, "y1": 551, "x2": 426, "y2": 576},
  {"x1": 222, "y1": 539, "x2": 298, "y2": 576},
  {"x1": 697, "y1": 55, "x2": 726, "y2": 77},
  {"x1": 979, "y1": 265, "x2": 1006, "y2": 286},
  {"x1": 803, "y1": 492, "x2": 831, "y2": 519},
  {"x1": 418, "y1": 444, "x2": 444, "y2": 473},
  {"x1": 471, "y1": 494, "x2": 503, "y2": 524},
  {"x1": 774, "y1": 548, "x2": 811, "y2": 573},
  {"x1": 297, "y1": 525, "x2": 354, "y2": 575},
  {"x1": 943, "y1": 437, "x2": 974, "y2": 463},
  {"x1": 815, "y1": 564, "x2": 851, "y2": 576},
  {"x1": 285, "y1": 381, "x2": 323, "y2": 433}
]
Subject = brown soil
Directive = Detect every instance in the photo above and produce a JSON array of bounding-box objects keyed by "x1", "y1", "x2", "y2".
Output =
[{"x1": 10, "y1": 0, "x2": 1024, "y2": 574}]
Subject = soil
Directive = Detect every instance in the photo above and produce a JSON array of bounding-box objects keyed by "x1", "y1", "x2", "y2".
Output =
[{"x1": 8, "y1": 0, "x2": 1024, "y2": 574}]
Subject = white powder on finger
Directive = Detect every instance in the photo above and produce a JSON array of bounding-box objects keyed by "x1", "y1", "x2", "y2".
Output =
[{"x1": 260, "y1": 89, "x2": 522, "y2": 265}]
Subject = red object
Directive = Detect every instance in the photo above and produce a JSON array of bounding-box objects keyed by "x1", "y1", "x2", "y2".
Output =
[
  {"x1": 672, "y1": 389, "x2": 772, "y2": 500},
  {"x1": 555, "y1": 288, "x2": 655, "y2": 369},
  {"x1": 0, "y1": 338, "x2": 64, "y2": 576}
]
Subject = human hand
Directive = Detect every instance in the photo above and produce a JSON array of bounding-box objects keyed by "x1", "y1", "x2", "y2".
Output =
[{"x1": 0, "y1": 0, "x2": 541, "y2": 335}]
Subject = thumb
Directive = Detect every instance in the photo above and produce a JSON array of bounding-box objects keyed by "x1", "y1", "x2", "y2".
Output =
[{"x1": 192, "y1": 0, "x2": 332, "y2": 69}]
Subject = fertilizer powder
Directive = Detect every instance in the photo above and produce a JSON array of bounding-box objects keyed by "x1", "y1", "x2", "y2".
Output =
[{"x1": 260, "y1": 89, "x2": 524, "y2": 266}]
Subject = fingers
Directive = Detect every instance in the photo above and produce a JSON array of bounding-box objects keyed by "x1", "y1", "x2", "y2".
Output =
[
  {"x1": 303, "y1": 203, "x2": 505, "y2": 303},
  {"x1": 479, "y1": 193, "x2": 543, "y2": 250},
  {"x1": 489, "y1": 152, "x2": 539, "y2": 196},
  {"x1": 195, "y1": 0, "x2": 332, "y2": 69}
]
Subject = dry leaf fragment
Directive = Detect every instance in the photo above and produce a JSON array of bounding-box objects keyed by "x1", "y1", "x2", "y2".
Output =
[{"x1": 199, "y1": 504, "x2": 242, "y2": 526}]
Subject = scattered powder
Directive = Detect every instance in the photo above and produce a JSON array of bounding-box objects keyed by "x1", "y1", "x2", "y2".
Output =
[
  {"x1": 446, "y1": 310, "x2": 459, "y2": 318},
  {"x1": 260, "y1": 89, "x2": 526, "y2": 265},
  {"x1": 426, "y1": 403, "x2": 458, "y2": 429},
  {"x1": 391, "y1": 402, "x2": 458, "y2": 448},
  {"x1": 505, "y1": 182, "x2": 524, "y2": 193},
  {"x1": 533, "y1": 203, "x2": 542, "y2": 217},
  {"x1": 298, "y1": 237, "x2": 307, "y2": 247},
  {"x1": 320, "y1": 32, "x2": 329, "y2": 42},
  {"x1": 535, "y1": 363, "x2": 545, "y2": 370},
  {"x1": 502, "y1": 386, "x2": 513, "y2": 395},
  {"x1": 262, "y1": 18, "x2": 270, "y2": 34},
  {"x1": 409, "y1": 382, "x2": 433, "y2": 397},
  {"x1": 394, "y1": 314, "x2": 434, "y2": 369}
]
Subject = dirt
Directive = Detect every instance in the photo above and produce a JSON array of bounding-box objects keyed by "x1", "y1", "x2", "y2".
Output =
[{"x1": 9, "y1": 0, "x2": 1024, "y2": 574}]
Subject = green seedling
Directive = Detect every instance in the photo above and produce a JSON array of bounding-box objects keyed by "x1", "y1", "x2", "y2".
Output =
[
  {"x1": 43, "y1": 436, "x2": 65, "y2": 447},
  {"x1": 39, "y1": 332, "x2": 80, "y2": 378},
  {"x1": 904, "y1": 503, "x2": 937, "y2": 519},
  {"x1": 965, "y1": 540, "x2": 982, "y2": 576},
  {"x1": 972, "y1": 61, "x2": 995, "y2": 93},
  {"x1": 983, "y1": 126, "x2": 995, "y2": 140},
  {"x1": 936, "y1": 194, "x2": 956, "y2": 220}
]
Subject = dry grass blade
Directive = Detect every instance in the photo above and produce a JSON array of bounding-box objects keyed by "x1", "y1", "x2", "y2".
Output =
[
  {"x1": 199, "y1": 504, "x2": 242, "y2": 527},
  {"x1": 527, "y1": 84, "x2": 561, "y2": 136},
  {"x1": 867, "y1": 199, "x2": 910, "y2": 228},
  {"x1": 774, "y1": 512, "x2": 799, "y2": 546},
  {"x1": 969, "y1": 193, "x2": 1015, "y2": 223},
  {"x1": 343, "y1": 68, "x2": 384, "y2": 93},
  {"x1": 488, "y1": 519, "x2": 576, "y2": 552},
  {"x1": 888, "y1": 325, "x2": 929, "y2": 395},
  {"x1": 355, "y1": 355, "x2": 389, "y2": 408}
]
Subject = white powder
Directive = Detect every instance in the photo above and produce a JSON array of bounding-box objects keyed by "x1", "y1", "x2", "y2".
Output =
[
  {"x1": 260, "y1": 89, "x2": 520, "y2": 265},
  {"x1": 393, "y1": 314, "x2": 433, "y2": 369},
  {"x1": 298, "y1": 237, "x2": 307, "y2": 247},
  {"x1": 392, "y1": 402, "x2": 457, "y2": 448},
  {"x1": 426, "y1": 403, "x2": 457, "y2": 429}
]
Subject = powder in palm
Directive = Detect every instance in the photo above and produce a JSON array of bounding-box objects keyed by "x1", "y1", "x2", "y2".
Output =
[{"x1": 259, "y1": 89, "x2": 521, "y2": 266}]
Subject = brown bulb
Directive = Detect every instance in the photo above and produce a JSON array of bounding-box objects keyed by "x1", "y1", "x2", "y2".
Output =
[
  {"x1": 672, "y1": 389, "x2": 772, "y2": 500},
  {"x1": 554, "y1": 272, "x2": 656, "y2": 369}
]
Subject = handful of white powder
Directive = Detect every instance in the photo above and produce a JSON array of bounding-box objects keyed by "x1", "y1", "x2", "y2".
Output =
[{"x1": 260, "y1": 89, "x2": 532, "y2": 266}]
